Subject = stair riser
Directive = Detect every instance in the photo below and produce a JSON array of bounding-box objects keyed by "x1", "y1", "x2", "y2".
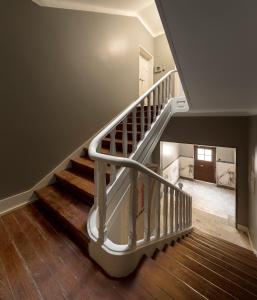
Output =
[
  {"x1": 55, "y1": 176, "x2": 94, "y2": 206},
  {"x1": 71, "y1": 161, "x2": 110, "y2": 183},
  {"x1": 36, "y1": 200, "x2": 89, "y2": 248}
]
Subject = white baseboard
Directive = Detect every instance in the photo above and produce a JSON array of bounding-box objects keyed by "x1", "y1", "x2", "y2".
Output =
[
  {"x1": 237, "y1": 224, "x2": 257, "y2": 255},
  {"x1": 237, "y1": 224, "x2": 248, "y2": 233},
  {"x1": 0, "y1": 142, "x2": 87, "y2": 216},
  {"x1": 0, "y1": 143, "x2": 88, "y2": 216},
  {"x1": 0, "y1": 190, "x2": 36, "y2": 216}
]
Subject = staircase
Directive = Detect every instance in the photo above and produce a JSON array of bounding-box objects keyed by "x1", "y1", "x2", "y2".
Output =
[
  {"x1": 138, "y1": 229, "x2": 257, "y2": 299},
  {"x1": 35, "y1": 70, "x2": 192, "y2": 277},
  {"x1": 35, "y1": 104, "x2": 162, "y2": 248},
  {"x1": 35, "y1": 109, "x2": 145, "y2": 247},
  {"x1": 31, "y1": 69, "x2": 257, "y2": 297}
]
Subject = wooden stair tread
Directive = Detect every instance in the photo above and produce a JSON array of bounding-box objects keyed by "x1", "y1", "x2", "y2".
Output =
[
  {"x1": 180, "y1": 238, "x2": 257, "y2": 286},
  {"x1": 35, "y1": 185, "x2": 89, "y2": 240},
  {"x1": 141, "y1": 258, "x2": 205, "y2": 299},
  {"x1": 167, "y1": 242, "x2": 257, "y2": 299},
  {"x1": 155, "y1": 250, "x2": 234, "y2": 299},
  {"x1": 193, "y1": 228, "x2": 255, "y2": 257},
  {"x1": 84, "y1": 147, "x2": 124, "y2": 157},
  {"x1": 190, "y1": 232, "x2": 257, "y2": 268},
  {"x1": 186, "y1": 235, "x2": 257, "y2": 278},
  {"x1": 55, "y1": 169, "x2": 95, "y2": 204},
  {"x1": 71, "y1": 156, "x2": 111, "y2": 176},
  {"x1": 172, "y1": 242, "x2": 257, "y2": 297},
  {"x1": 71, "y1": 156, "x2": 95, "y2": 169}
]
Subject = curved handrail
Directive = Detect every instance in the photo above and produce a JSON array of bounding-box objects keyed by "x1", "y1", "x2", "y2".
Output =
[
  {"x1": 88, "y1": 69, "x2": 192, "y2": 254},
  {"x1": 89, "y1": 69, "x2": 190, "y2": 197},
  {"x1": 89, "y1": 70, "x2": 176, "y2": 150}
]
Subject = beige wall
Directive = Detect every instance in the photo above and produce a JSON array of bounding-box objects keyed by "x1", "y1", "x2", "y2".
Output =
[
  {"x1": 179, "y1": 144, "x2": 194, "y2": 158},
  {"x1": 216, "y1": 147, "x2": 236, "y2": 163},
  {"x1": 160, "y1": 142, "x2": 179, "y2": 169},
  {"x1": 248, "y1": 115, "x2": 257, "y2": 250},
  {"x1": 161, "y1": 116, "x2": 249, "y2": 227},
  {"x1": 153, "y1": 34, "x2": 175, "y2": 82},
  {"x1": 0, "y1": 0, "x2": 153, "y2": 199}
]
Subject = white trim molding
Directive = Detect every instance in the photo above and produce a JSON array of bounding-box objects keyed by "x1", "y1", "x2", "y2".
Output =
[
  {"x1": 237, "y1": 224, "x2": 257, "y2": 255},
  {"x1": 32, "y1": 0, "x2": 164, "y2": 38}
]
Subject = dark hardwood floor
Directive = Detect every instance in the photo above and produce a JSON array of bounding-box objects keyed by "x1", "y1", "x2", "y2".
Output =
[
  {"x1": 1, "y1": 203, "x2": 257, "y2": 299},
  {"x1": 0, "y1": 204, "x2": 144, "y2": 300}
]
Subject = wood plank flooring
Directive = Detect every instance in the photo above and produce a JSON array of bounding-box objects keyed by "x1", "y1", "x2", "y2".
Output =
[{"x1": 1, "y1": 203, "x2": 257, "y2": 299}]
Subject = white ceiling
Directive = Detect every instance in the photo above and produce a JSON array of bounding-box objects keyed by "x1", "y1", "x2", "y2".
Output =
[
  {"x1": 33, "y1": 0, "x2": 164, "y2": 37},
  {"x1": 156, "y1": 0, "x2": 257, "y2": 115}
]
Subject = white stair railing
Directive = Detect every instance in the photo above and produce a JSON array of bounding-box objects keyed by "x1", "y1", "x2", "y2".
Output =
[{"x1": 88, "y1": 70, "x2": 192, "y2": 277}]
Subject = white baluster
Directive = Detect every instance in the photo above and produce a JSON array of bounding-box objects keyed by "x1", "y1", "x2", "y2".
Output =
[
  {"x1": 144, "y1": 175, "x2": 151, "y2": 242},
  {"x1": 184, "y1": 195, "x2": 187, "y2": 228},
  {"x1": 179, "y1": 192, "x2": 183, "y2": 231},
  {"x1": 175, "y1": 190, "x2": 179, "y2": 231},
  {"x1": 110, "y1": 130, "x2": 116, "y2": 183},
  {"x1": 164, "y1": 79, "x2": 167, "y2": 103},
  {"x1": 170, "y1": 188, "x2": 174, "y2": 234},
  {"x1": 128, "y1": 168, "x2": 138, "y2": 249},
  {"x1": 187, "y1": 196, "x2": 190, "y2": 228},
  {"x1": 163, "y1": 185, "x2": 168, "y2": 236},
  {"x1": 182, "y1": 194, "x2": 186, "y2": 230},
  {"x1": 140, "y1": 101, "x2": 145, "y2": 139},
  {"x1": 185, "y1": 196, "x2": 189, "y2": 228},
  {"x1": 96, "y1": 160, "x2": 107, "y2": 245},
  {"x1": 122, "y1": 117, "x2": 128, "y2": 157},
  {"x1": 147, "y1": 95, "x2": 151, "y2": 130},
  {"x1": 166, "y1": 78, "x2": 169, "y2": 102},
  {"x1": 171, "y1": 74, "x2": 175, "y2": 97},
  {"x1": 132, "y1": 108, "x2": 137, "y2": 151},
  {"x1": 162, "y1": 81, "x2": 165, "y2": 106},
  {"x1": 155, "y1": 181, "x2": 161, "y2": 239},
  {"x1": 153, "y1": 88, "x2": 157, "y2": 122},
  {"x1": 168, "y1": 75, "x2": 172, "y2": 99},
  {"x1": 158, "y1": 85, "x2": 161, "y2": 114},
  {"x1": 189, "y1": 197, "x2": 192, "y2": 226}
]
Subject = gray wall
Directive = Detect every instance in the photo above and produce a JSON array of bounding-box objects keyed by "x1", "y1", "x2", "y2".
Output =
[
  {"x1": 248, "y1": 116, "x2": 257, "y2": 249},
  {"x1": 154, "y1": 34, "x2": 175, "y2": 82},
  {"x1": 0, "y1": 0, "x2": 153, "y2": 199},
  {"x1": 161, "y1": 116, "x2": 249, "y2": 226}
]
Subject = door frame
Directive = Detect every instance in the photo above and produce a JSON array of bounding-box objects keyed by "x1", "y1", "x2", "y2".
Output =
[
  {"x1": 139, "y1": 46, "x2": 154, "y2": 96},
  {"x1": 194, "y1": 145, "x2": 217, "y2": 184}
]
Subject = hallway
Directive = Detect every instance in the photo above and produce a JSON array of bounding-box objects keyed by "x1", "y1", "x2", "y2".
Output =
[
  {"x1": 177, "y1": 179, "x2": 250, "y2": 249},
  {"x1": 178, "y1": 178, "x2": 235, "y2": 223}
]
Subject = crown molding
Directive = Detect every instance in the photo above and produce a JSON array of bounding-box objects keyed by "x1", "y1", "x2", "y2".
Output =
[{"x1": 32, "y1": 0, "x2": 163, "y2": 38}]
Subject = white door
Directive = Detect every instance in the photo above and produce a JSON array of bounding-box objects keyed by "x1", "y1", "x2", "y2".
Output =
[{"x1": 139, "y1": 52, "x2": 153, "y2": 96}]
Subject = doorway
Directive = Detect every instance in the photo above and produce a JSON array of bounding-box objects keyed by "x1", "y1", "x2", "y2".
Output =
[
  {"x1": 194, "y1": 146, "x2": 216, "y2": 183},
  {"x1": 158, "y1": 142, "x2": 250, "y2": 248},
  {"x1": 139, "y1": 47, "x2": 153, "y2": 96}
]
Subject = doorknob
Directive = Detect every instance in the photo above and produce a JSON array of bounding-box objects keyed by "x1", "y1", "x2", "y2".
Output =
[{"x1": 200, "y1": 164, "x2": 204, "y2": 167}]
